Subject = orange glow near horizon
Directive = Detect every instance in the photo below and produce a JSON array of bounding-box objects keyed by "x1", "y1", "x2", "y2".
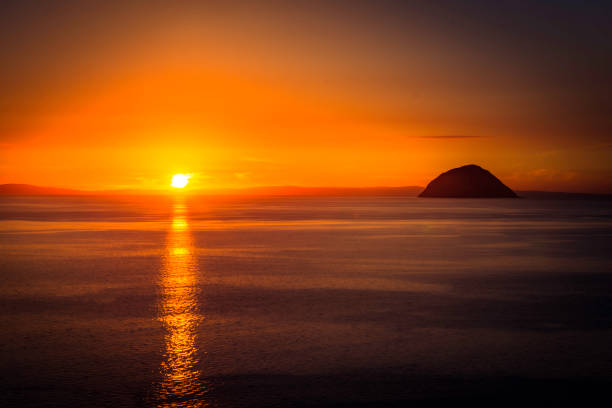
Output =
[{"x1": 0, "y1": 3, "x2": 610, "y2": 193}]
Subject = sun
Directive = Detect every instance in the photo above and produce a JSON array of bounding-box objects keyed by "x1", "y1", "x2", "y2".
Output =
[{"x1": 171, "y1": 174, "x2": 190, "y2": 188}]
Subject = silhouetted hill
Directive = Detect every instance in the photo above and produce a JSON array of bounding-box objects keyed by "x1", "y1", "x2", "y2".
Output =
[
  {"x1": 419, "y1": 165, "x2": 517, "y2": 198},
  {"x1": 0, "y1": 184, "x2": 84, "y2": 196}
]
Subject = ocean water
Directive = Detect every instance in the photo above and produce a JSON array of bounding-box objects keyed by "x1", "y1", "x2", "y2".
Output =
[{"x1": 0, "y1": 195, "x2": 611, "y2": 407}]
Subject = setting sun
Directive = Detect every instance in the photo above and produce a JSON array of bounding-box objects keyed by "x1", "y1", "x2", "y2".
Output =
[
  {"x1": 171, "y1": 174, "x2": 190, "y2": 189},
  {"x1": 1, "y1": 3, "x2": 611, "y2": 407}
]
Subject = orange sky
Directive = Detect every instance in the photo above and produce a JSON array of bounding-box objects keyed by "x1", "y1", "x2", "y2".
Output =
[{"x1": 1, "y1": 1, "x2": 610, "y2": 192}]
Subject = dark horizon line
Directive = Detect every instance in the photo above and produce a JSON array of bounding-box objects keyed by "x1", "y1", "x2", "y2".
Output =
[
  {"x1": 1, "y1": 183, "x2": 611, "y2": 198},
  {"x1": 0, "y1": 183, "x2": 423, "y2": 195}
]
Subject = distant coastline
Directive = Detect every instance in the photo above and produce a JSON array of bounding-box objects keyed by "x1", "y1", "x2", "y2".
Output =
[
  {"x1": 0, "y1": 183, "x2": 422, "y2": 197},
  {"x1": 1, "y1": 183, "x2": 610, "y2": 199},
  {"x1": 515, "y1": 190, "x2": 612, "y2": 200}
]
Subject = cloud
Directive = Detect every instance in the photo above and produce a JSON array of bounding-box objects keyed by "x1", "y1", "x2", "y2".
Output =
[{"x1": 419, "y1": 135, "x2": 486, "y2": 139}]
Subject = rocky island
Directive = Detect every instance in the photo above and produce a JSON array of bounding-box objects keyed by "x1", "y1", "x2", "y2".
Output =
[{"x1": 419, "y1": 164, "x2": 518, "y2": 198}]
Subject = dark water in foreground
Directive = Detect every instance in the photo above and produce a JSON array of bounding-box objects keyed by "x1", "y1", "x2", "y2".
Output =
[{"x1": 1, "y1": 195, "x2": 611, "y2": 407}]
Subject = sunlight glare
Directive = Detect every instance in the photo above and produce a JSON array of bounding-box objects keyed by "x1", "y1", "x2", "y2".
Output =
[{"x1": 171, "y1": 174, "x2": 190, "y2": 188}]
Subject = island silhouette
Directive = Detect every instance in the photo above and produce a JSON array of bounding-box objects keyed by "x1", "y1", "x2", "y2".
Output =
[{"x1": 419, "y1": 164, "x2": 518, "y2": 198}]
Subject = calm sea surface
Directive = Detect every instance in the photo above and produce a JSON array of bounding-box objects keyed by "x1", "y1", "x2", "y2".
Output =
[{"x1": 1, "y1": 195, "x2": 611, "y2": 406}]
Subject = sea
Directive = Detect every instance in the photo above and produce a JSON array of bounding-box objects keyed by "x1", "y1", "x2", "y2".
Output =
[{"x1": 1, "y1": 195, "x2": 611, "y2": 407}]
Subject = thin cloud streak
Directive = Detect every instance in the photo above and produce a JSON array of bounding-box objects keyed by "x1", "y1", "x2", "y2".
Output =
[{"x1": 420, "y1": 135, "x2": 487, "y2": 139}]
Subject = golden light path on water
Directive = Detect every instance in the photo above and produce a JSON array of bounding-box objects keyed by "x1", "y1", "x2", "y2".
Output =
[{"x1": 154, "y1": 200, "x2": 207, "y2": 407}]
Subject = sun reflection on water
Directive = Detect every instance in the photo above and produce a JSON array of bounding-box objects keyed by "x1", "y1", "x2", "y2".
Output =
[{"x1": 154, "y1": 201, "x2": 208, "y2": 407}]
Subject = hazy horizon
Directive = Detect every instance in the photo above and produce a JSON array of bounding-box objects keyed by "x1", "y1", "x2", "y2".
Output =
[{"x1": 3, "y1": 181, "x2": 612, "y2": 196}]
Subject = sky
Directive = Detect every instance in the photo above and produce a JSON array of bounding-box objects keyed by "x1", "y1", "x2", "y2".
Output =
[{"x1": 0, "y1": 0, "x2": 611, "y2": 192}]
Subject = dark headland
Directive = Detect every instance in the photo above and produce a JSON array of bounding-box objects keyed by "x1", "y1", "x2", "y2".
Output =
[
  {"x1": 419, "y1": 164, "x2": 518, "y2": 198},
  {"x1": 0, "y1": 184, "x2": 84, "y2": 196}
]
